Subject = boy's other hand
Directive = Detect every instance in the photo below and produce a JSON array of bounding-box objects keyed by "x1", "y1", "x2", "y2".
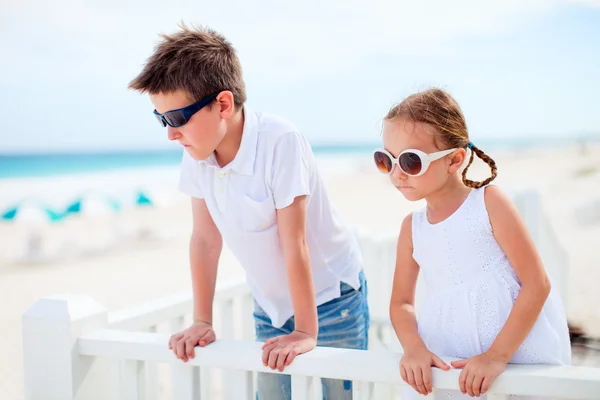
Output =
[
  {"x1": 261, "y1": 330, "x2": 317, "y2": 372},
  {"x1": 400, "y1": 347, "x2": 451, "y2": 395},
  {"x1": 169, "y1": 321, "x2": 216, "y2": 362}
]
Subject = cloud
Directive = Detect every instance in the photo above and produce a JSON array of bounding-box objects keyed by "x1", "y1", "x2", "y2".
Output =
[
  {"x1": 0, "y1": 0, "x2": 562, "y2": 86},
  {"x1": 0, "y1": 0, "x2": 598, "y2": 151}
]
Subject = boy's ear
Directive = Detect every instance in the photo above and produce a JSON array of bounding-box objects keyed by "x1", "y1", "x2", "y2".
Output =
[
  {"x1": 216, "y1": 91, "x2": 235, "y2": 119},
  {"x1": 448, "y1": 149, "x2": 468, "y2": 173}
]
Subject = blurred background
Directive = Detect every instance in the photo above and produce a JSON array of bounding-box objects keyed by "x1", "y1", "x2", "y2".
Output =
[{"x1": 1, "y1": 1, "x2": 599, "y2": 399}]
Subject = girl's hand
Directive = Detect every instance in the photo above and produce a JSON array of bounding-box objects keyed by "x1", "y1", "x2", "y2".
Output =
[
  {"x1": 400, "y1": 348, "x2": 451, "y2": 395},
  {"x1": 451, "y1": 351, "x2": 508, "y2": 397}
]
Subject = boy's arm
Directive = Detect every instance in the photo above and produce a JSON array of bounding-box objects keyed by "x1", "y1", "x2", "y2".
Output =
[
  {"x1": 276, "y1": 195, "x2": 318, "y2": 337},
  {"x1": 261, "y1": 132, "x2": 317, "y2": 371},
  {"x1": 260, "y1": 194, "x2": 318, "y2": 372},
  {"x1": 269, "y1": 131, "x2": 316, "y2": 335},
  {"x1": 189, "y1": 197, "x2": 222, "y2": 325},
  {"x1": 169, "y1": 197, "x2": 222, "y2": 362}
]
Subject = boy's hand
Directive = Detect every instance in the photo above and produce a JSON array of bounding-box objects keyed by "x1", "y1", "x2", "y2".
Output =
[
  {"x1": 261, "y1": 330, "x2": 317, "y2": 372},
  {"x1": 168, "y1": 321, "x2": 216, "y2": 362},
  {"x1": 451, "y1": 351, "x2": 508, "y2": 397},
  {"x1": 400, "y1": 347, "x2": 451, "y2": 395}
]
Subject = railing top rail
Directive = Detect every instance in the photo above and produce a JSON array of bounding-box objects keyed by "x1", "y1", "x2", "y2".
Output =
[
  {"x1": 108, "y1": 278, "x2": 249, "y2": 330},
  {"x1": 79, "y1": 329, "x2": 600, "y2": 399}
]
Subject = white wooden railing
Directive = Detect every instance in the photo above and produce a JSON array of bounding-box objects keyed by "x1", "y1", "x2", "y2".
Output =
[
  {"x1": 22, "y1": 190, "x2": 599, "y2": 399},
  {"x1": 23, "y1": 279, "x2": 255, "y2": 400},
  {"x1": 21, "y1": 290, "x2": 600, "y2": 400}
]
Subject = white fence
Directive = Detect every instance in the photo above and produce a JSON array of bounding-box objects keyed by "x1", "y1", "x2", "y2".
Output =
[{"x1": 22, "y1": 190, "x2": 599, "y2": 399}]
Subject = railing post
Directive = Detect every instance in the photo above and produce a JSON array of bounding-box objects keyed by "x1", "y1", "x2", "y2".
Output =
[
  {"x1": 219, "y1": 299, "x2": 236, "y2": 400},
  {"x1": 22, "y1": 294, "x2": 117, "y2": 400},
  {"x1": 291, "y1": 375, "x2": 313, "y2": 400},
  {"x1": 143, "y1": 325, "x2": 160, "y2": 400},
  {"x1": 512, "y1": 189, "x2": 570, "y2": 308},
  {"x1": 518, "y1": 189, "x2": 541, "y2": 245},
  {"x1": 120, "y1": 360, "x2": 143, "y2": 400},
  {"x1": 240, "y1": 292, "x2": 255, "y2": 340},
  {"x1": 171, "y1": 362, "x2": 201, "y2": 400},
  {"x1": 352, "y1": 381, "x2": 375, "y2": 400},
  {"x1": 230, "y1": 370, "x2": 254, "y2": 399}
]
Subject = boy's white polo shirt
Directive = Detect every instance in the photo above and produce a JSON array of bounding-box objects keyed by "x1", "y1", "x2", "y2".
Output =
[{"x1": 178, "y1": 107, "x2": 363, "y2": 328}]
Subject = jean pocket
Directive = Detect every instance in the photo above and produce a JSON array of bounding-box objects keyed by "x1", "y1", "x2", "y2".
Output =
[
  {"x1": 340, "y1": 281, "x2": 356, "y2": 297},
  {"x1": 340, "y1": 270, "x2": 366, "y2": 297}
]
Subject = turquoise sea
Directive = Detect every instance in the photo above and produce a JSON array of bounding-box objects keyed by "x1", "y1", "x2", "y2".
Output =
[{"x1": 0, "y1": 136, "x2": 597, "y2": 179}]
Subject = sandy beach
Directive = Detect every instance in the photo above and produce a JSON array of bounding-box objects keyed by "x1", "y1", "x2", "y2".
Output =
[{"x1": 1, "y1": 143, "x2": 599, "y2": 399}]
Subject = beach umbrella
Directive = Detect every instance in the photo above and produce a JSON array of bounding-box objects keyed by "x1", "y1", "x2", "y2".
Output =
[
  {"x1": 129, "y1": 189, "x2": 176, "y2": 241},
  {"x1": 1, "y1": 202, "x2": 64, "y2": 224},
  {"x1": 134, "y1": 189, "x2": 175, "y2": 208},
  {"x1": 0, "y1": 201, "x2": 65, "y2": 261},
  {"x1": 135, "y1": 191, "x2": 154, "y2": 207},
  {"x1": 60, "y1": 194, "x2": 123, "y2": 254},
  {"x1": 64, "y1": 195, "x2": 121, "y2": 218}
]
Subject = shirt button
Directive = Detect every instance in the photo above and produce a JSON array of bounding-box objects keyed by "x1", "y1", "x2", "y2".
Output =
[{"x1": 218, "y1": 188, "x2": 224, "y2": 193}]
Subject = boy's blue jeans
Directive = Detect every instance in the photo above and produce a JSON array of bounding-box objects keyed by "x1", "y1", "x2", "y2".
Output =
[{"x1": 253, "y1": 270, "x2": 370, "y2": 400}]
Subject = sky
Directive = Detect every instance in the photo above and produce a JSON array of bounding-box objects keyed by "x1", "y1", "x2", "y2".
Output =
[{"x1": 0, "y1": 0, "x2": 599, "y2": 153}]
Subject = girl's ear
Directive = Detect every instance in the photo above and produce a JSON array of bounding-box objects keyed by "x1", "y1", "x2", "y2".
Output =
[{"x1": 448, "y1": 148, "x2": 467, "y2": 173}]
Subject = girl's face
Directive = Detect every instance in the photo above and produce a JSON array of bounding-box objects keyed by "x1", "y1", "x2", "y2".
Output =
[{"x1": 381, "y1": 118, "x2": 466, "y2": 201}]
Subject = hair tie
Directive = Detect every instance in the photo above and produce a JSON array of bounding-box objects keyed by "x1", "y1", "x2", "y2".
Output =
[{"x1": 467, "y1": 142, "x2": 474, "y2": 149}]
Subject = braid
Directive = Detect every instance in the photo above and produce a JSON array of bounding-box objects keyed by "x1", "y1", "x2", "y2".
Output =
[{"x1": 462, "y1": 145, "x2": 498, "y2": 189}]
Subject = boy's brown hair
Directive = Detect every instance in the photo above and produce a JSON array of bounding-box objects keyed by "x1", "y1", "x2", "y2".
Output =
[
  {"x1": 128, "y1": 23, "x2": 246, "y2": 109},
  {"x1": 385, "y1": 88, "x2": 497, "y2": 189}
]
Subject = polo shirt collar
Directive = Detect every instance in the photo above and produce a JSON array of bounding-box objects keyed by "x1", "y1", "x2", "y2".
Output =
[{"x1": 199, "y1": 106, "x2": 258, "y2": 176}]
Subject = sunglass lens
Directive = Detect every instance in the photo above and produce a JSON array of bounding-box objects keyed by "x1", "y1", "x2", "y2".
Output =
[
  {"x1": 399, "y1": 152, "x2": 422, "y2": 175},
  {"x1": 374, "y1": 151, "x2": 392, "y2": 173},
  {"x1": 164, "y1": 111, "x2": 187, "y2": 128},
  {"x1": 154, "y1": 114, "x2": 166, "y2": 127}
]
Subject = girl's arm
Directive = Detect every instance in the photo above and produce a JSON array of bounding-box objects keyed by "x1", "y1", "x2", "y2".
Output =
[
  {"x1": 451, "y1": 185, "x2": 552, "y2": 396},
  {"x1": 391, "y1": 214, "x2": 450, "y2": 396},
  {"x1": 483, "y1": 185, "x2": 551, "y2": 361},
  {"x1": 390, "y1": 214, "x2": 425, "y2": 350}
]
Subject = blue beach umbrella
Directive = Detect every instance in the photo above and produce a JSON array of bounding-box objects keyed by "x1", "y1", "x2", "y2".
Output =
[
  {"x1": 1, "y1": 202, "x2": 64, "y2": 224},
  {"x1": 135, "y1": 191, "x2": 154, "y2": 207},
  {"x1": 0, "y1": 201, "x2": 65, "y2": 260},
  {"x1": 63, "y1": 195, "x2": 121, "y2": 217},
  {"x1": 134, "y1": 188, "x2": 175, "y2": 209}
]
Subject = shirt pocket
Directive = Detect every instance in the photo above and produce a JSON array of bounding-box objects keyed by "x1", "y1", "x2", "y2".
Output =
[{"x1": 240, "y1": 194, "x2": 277, "y2": 232}]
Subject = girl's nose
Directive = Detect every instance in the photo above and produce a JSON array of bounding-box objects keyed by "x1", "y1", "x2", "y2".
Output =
[{"x1": 391, "y1": 164, "x2": 407, "y2": 180}]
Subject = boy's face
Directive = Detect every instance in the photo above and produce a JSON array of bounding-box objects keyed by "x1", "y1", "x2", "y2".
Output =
[{"x1": 150, "y1": 90, "x2": 227, "y2": 161}]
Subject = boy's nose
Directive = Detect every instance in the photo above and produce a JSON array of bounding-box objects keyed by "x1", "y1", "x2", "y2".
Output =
[{"x1": 167, "y1": 127, "x2": 181, "y2": 141}]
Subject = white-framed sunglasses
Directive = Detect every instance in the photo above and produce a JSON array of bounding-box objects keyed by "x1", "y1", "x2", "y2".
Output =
[{"x1": 373, "y1": 147, "x2": 458, "y2": 177}]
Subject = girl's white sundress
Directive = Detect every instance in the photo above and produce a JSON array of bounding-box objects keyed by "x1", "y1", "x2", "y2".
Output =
[{"x1": 404, "y1": 186, "x2": 571, "y2": 400}]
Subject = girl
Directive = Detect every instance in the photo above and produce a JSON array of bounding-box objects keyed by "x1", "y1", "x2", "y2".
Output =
[{"x1": 375, "y1": 88, "x2": 571, "y2": 398}]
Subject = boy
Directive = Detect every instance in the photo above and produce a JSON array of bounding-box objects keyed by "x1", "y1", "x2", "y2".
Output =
[{"x1": 128, "y1": 24, "x2": 369, "y2": 399}]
